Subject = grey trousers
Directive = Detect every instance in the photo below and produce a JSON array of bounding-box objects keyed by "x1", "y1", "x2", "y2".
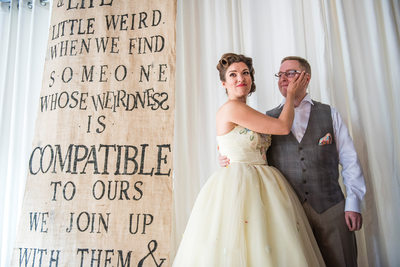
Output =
[{"x1": 302, "y1": 200, "x2": 358, "y2": 267}]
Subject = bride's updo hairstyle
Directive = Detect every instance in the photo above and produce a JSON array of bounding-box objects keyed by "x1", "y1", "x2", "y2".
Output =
[{"x1": 216, "y1": 53, "x2": 256, "y2": 95}]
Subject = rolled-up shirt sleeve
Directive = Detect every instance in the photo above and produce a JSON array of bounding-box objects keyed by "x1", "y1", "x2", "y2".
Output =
[{"x1": 332, "y1": 107, "x2": 366, "y2": 213}]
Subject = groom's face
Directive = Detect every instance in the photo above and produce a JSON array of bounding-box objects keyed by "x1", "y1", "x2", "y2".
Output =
[{"x1": 278, "y1": 60, "x2": 308, "y2": 98}]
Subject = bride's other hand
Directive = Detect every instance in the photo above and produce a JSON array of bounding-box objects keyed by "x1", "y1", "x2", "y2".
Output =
[{"x1": 218, "y1": 154, "x2": 230, "y2": 167}]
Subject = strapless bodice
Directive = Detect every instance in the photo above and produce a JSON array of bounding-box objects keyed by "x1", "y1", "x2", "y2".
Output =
[{"x1": 217, "y1": 126, "x2": 271, "y2": 165}]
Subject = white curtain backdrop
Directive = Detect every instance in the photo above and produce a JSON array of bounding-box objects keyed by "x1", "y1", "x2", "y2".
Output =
[
  {"x1": 1, "y1": 0, "x2": 399, "y2": 266},
  {"x1": 0, "y1": 0, "x2": 50, "y2": 266}
]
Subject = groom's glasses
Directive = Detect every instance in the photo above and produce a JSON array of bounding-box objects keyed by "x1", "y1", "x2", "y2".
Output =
[{"x1": 274, "y1": 70, "x2": 301, "y2": 79}]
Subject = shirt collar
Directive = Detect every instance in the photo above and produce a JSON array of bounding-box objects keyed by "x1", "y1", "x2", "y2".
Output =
[{"x1": 278, "y1": 93, "x2": 313, "y2": 108}]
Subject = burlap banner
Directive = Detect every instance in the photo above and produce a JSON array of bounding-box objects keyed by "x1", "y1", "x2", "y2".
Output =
[{"x1": 12, "y1": 0, "x2": 176, "y2": 266}]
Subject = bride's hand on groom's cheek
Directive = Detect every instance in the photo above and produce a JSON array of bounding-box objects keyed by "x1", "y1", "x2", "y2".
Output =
[{"x1": 287, "y1": 71, "x2": 307, "y2": 95}]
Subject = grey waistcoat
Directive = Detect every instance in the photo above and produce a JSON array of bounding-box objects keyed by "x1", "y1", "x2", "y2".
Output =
[{"x1": 266, "y1": 101, "x2": 344, "y2": 213}]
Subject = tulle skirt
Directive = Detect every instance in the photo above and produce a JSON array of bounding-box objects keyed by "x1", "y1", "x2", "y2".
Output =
[{"x1": 173, "y1": 163, "x2": 325, "y2": 267}]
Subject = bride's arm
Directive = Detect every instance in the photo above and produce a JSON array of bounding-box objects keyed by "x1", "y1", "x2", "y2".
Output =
[{"x1": 220, "y1": 101, "x2": 291, "y2": 135}]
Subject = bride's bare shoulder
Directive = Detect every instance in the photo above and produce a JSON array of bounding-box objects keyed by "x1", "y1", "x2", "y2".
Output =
[{"x1": 218, "y1": 100, "x2": 246, "y2": 113}]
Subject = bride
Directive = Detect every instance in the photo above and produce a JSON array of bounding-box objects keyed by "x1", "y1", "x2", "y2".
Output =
[{"x1": 172, "y1": 53, "x2": 325, "y2": 267}]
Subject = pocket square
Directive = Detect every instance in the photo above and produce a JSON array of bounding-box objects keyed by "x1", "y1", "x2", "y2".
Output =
[{"x1": 318, "y1": 133, "x2": 333, "y2": 146}]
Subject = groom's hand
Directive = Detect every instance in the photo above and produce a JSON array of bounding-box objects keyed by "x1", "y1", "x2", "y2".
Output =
[
  {"x1": 218, "y1": 154, "x2": 230, "y2": 167},
  {"x1": 345, "y1": 211, "x2": 363, "y2": 231}
]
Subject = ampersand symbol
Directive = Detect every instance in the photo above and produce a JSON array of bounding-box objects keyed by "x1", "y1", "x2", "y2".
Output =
[{"x1": 137, "y1": 240, "x2": 166, "y2": 267}]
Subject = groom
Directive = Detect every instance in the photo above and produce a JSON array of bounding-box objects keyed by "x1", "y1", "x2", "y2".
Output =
[{"x1": 220, "y1": 56, "x2": 366, "y2": 267}]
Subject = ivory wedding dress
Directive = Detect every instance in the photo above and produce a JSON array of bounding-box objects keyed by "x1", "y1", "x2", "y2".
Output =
[{"x1": 173, "y1": 126, "x2": 325, "y2": 267}]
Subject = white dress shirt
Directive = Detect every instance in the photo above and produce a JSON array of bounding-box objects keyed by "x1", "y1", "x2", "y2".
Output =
[{"x1": 279, "y1": 94, "x2": 366, "y2": 213}]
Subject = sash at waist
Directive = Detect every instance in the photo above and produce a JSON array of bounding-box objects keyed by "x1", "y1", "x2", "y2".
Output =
[
  {"x1": 225, "y1": 151, "x2": 267, "y2": 165},
  {"x1": 229, "y1": 160, "x2": 267, "y2": 165}
]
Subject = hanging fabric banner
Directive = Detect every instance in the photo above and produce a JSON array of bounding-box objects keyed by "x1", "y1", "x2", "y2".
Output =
[{"x1": 12, "y1": 0, "x2": 176, "y2": 266}]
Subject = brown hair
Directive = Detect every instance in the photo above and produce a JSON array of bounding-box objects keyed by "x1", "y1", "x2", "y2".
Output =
[
  {"x1": 216, "y1": 53, "x2": 256, "y2": 94},
  {"x1": 281, "y1": 56, "x2": 311, "y2": 75}
]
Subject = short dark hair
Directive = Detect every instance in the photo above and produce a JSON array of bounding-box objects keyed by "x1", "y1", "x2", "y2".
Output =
[
  {"x1": 216, "y1": 53, "x2": 256, "y2": 94},
  {"x1": 281, "y1": 56, "x2": 311, "y2": 75}
]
